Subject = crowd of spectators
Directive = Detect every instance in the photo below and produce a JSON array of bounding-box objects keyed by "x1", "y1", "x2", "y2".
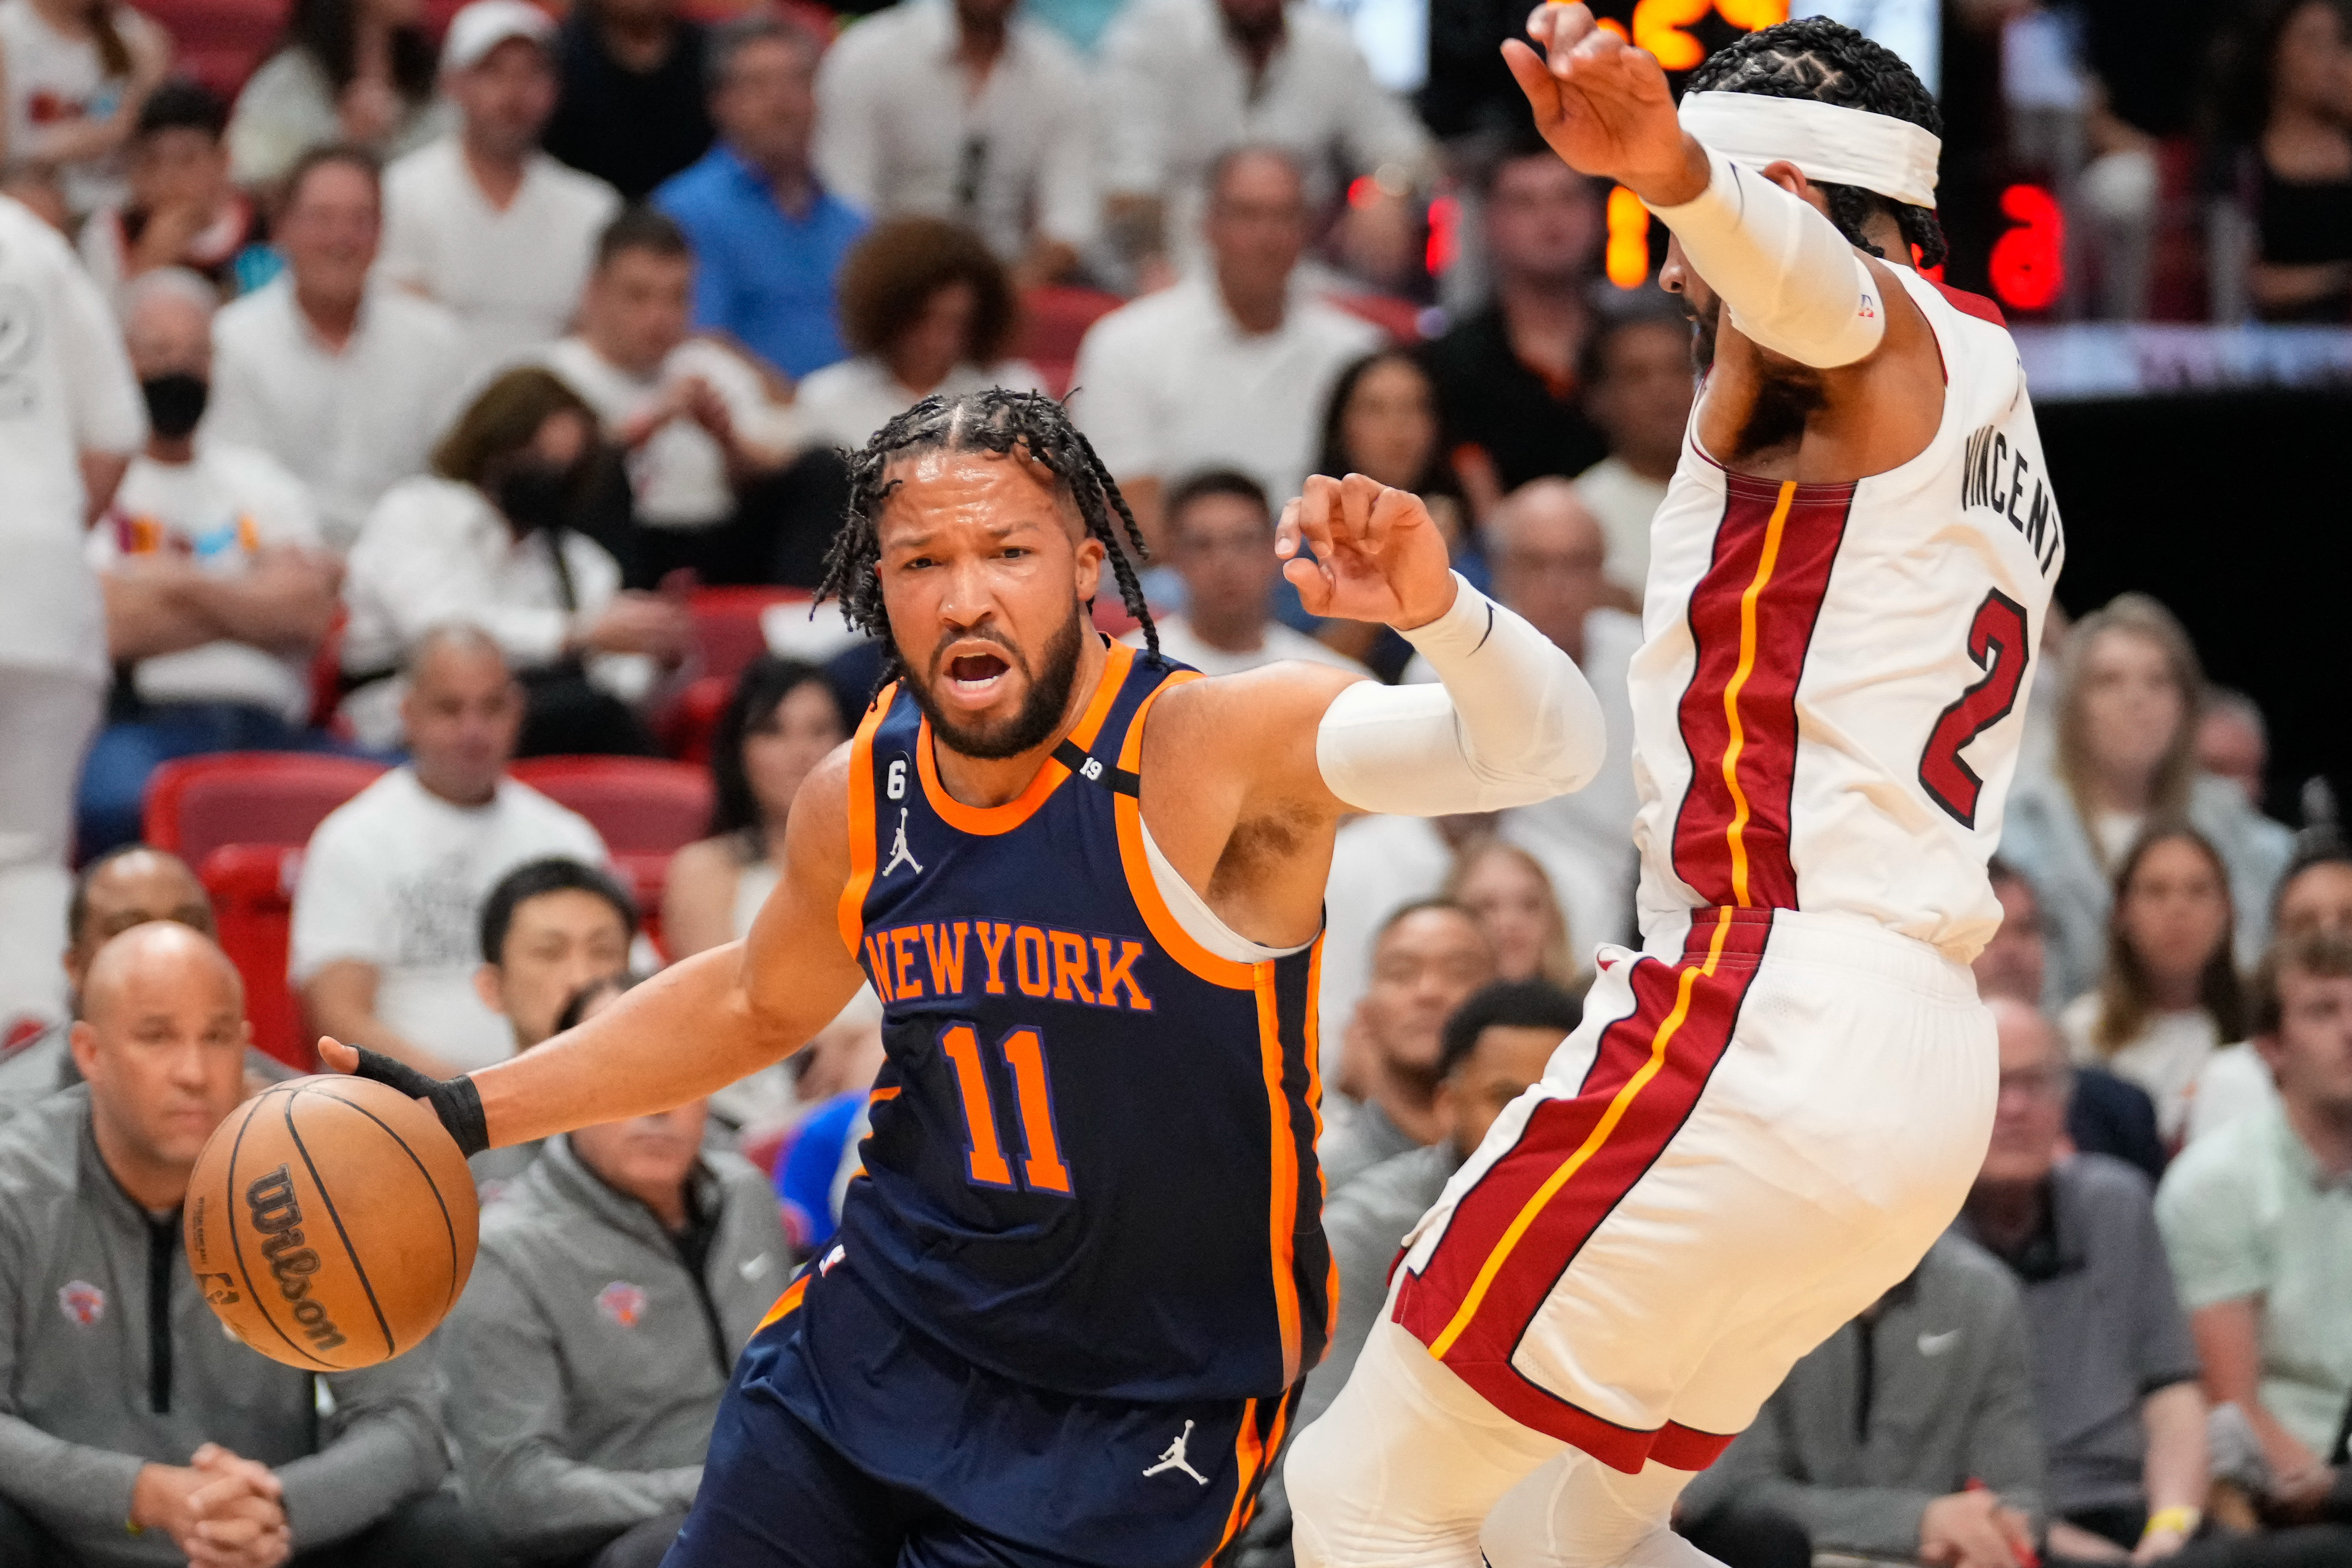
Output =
[{"x1": 0, "y1": 0, "x2": 2343, "y2": 1563}]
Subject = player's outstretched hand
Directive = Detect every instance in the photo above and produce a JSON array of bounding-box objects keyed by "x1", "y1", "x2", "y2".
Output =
[
  {"x1": 1501, "y1": 2, "x2": 1707, "y2": 205},
  {"x1": 1277, "y1": 473, "x2": 1457, "y2": 629},
  {"x1": 317, "y1": 1038, "x2": 491, "y2": 1158}
]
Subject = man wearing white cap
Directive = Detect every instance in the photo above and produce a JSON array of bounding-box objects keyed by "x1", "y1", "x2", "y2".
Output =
[
  {"x1": 380, "y1": 0, "x2": 622, "y2": 380},
  {"x1": 1287, "y1": 12, "x2": 2065, "y2": 1567}
]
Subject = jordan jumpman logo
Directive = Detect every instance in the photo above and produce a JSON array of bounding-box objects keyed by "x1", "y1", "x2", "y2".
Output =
[
  {"x1": 1142, "y1": 1421, "x2": 1209, "y2": 1485},
  {"x1": 882, "y1": 807, "x2": 924, "y2": 878}
]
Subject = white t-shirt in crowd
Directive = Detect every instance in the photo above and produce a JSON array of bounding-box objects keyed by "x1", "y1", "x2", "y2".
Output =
[
  {"x1": 85, "y1": 446, "x2": 323, "y2": 720},
  {"x1": 2061, "y1": 994, "x2": 2224, "y2": 1146},
  {"x1": 0, "y1": 193, "x2": 146, "y2": 680},
  {"x1": 815, "y1": 0, "x2": 1099, "y2": 262},
  {"x1": 226, "y1": 47, "x2": 451, "y2": 188},
  {"x1": 536, "y1": 335, "x2": 801, "y2": 531},
  {"x1": 1571, "y1": 454, "x2": 1665, "y2": 601},
  {"x1": 290, "y1": 768, "x2": 609, "y2": 1072},
  {"x1": 340, "y1": 475, "x2": 652, "y2": 750},
  {"x1": 2184, "y1": 1040, "x2": 2281, "y2": 1145},
  {"x1": 1121, "y1": 614, "x2": 1369, "y2": 679},
  {"x1": 1069, "y1": 276, "x2": 1382, "y2": 508},
  {"x1": 795, "y1": 354, "x2": 1046, "y2": 455},
  {"x1": 207, "y1": 277, "x2": 466, "y2": 551},
  {"x1": 0, "y1": 0, "x2": 166, "y2": 214},
  {"x1": 380, "y1": 137, "x2": 620, "y2": 380}
]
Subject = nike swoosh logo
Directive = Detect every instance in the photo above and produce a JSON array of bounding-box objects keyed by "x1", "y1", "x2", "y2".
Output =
[
  {"x1": 739, "y1": 1254, "x2": 771, "y2": 1280},
  {"x1": 1917, "y1": 1329, "x2": 1961, "y2": 1356}
]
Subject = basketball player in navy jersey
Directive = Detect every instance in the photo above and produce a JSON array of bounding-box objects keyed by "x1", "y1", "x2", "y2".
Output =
[{"x1": 326, "y1": 390, "x2": 1607, "y2": 1566}]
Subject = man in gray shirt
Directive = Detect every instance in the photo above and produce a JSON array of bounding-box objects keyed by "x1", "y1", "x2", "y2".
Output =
[
  {"x1": 441, "y1": 975, "x2": 790, "y2": 1568},
  {"x1": 0, "y1": 922, "x2": 479, "y2": 1567}
]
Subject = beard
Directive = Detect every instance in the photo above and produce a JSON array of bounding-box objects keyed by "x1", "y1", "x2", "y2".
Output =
[
  {"x1": 1687, "y1": 291, "x2": 1720, "y2": 376},
  {"x1": 907, "y1": 600, "x2": 1088, "y2": 761}
]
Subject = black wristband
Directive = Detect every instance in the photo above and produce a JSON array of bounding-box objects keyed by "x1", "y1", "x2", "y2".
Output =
[{"x1": 346, "y1": 1046, "x2": 491, "y2": 1159}]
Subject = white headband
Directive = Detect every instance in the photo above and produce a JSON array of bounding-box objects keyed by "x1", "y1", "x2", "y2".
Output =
[{"x1": 1677, "y1": 91, "x2": 1941, "y2": 209}]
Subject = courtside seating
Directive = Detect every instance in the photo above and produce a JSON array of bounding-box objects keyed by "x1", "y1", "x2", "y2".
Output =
[
  {"x1": 1015, "y1": 286, "x2": 1123, "y2": 397},
  {"x1": 510, "y1": 757, "x2": 715, "y2": 951}
]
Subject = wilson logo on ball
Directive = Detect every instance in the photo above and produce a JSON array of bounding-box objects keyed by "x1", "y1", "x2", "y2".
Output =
[{"x1": 244, "y1": 1165, "x2": 349, "y2": 1355}]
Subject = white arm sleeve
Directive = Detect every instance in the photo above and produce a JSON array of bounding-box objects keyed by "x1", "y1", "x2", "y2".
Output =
[
  {"x1": 1315, "y1": 575, "x2": 1607, "y2": 817},
  {"x1": 1645, "y1": 146, "x2": 1887, "y2": 370}
]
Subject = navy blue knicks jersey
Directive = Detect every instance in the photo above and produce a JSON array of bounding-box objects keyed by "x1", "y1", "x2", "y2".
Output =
[{"x1": 824, "y1": 639, "x2": 1332, "y2": 1405}]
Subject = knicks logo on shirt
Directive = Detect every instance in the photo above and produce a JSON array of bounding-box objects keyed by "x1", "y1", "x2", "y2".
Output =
[
  {"x1": 860, "y1": 921, "x2": 1154, "y2": 1012},
  {"x1": 1960, "y1": 423, "x2": 2062, "y2": 578},
  {"x1": 57, "y1": 1281, "x2": 105, "y2": 1327},
  {"x1": 596, "y1": 1281, "x2": 648, "y2": 1329}
]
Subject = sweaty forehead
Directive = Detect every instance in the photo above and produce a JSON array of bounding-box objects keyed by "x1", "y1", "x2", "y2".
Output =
[{"x1": 876, "y1": 448, "x2": 1082, "y2": 544}]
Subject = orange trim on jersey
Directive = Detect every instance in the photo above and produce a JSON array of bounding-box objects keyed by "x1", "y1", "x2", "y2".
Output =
[
  {"x1": 1716, "y1": 482, "x2": 1795, "y2": 909},
  {"x1": 756, "y1": 1274, "x2": 809, "y2": 1331},
  {"x1": 836, "y1": 683, "x2": 896, "y2": 957},
  {"x1": 1255, "y1": 965, "x2": 1304, "y2": 1388},
  {"x1": 1110, "y1": 672, "x2": 1261, "y2": 991},
  {"x1": 1425, "y1": 907, "x2": 1737, "y2": 1358},
  {"x1": 915, "y1": 641, "x2": 1134, "y2": 836},
  {"x1": 1201, "y1": 1396, "x2": 1265, "y2": 1565},
  {"x1": 868, "y1": 1085, "x2": 901, "y2": 1104},
  {"x1": 1304, "y1": 936, "x2": 1340, "y2": 1335}
]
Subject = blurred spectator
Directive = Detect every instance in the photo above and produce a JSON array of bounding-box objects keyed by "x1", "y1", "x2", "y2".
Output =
[
  {"x1": 442, "y1": 972, "x2": 787, "y2": 1568},
  {"x1": 2157, "y1": 930, "x2": 2352, "y2": 1510},
  {"x1": 1095, "y1": 0, "x2": 1431, "y2": 279},
  {"x1": 0, "y1": 922, "x2": 485, "y2": 1567},
  {"x1": 341, "y1": 367, "x2": 690, "y2": 756},
  {"x1": 0, "y1": 845, "x2": 213, "y2": 1117},
  {"x1": 1571, "y1": 291, "x2": 1692, "y2": 604},
  {"x1": 1979, "y1": 859, "x2": 2169, "y2": 1184},
  {"x1": 293, "y1": 625, "x2": 610, "y2": 1079},
  {"x1": 2189, "y1": 838, "x2": 2352, "y2": 1145},
  {"x1": 2060, "y1": 826, "x2": 2250, "y2": 1147},
  {"x1": 76, "y1": 80, "x2": 266, "y2": 306},
  {"x1": 1070, "y1": 145, "x2": 1381, "y2": 548},
  {"x1": 1956, "y1": 997, "x2": 2209, "y2": 1565},
  {"x1": 0, "y1": 187, "x2": 144, "y2": 1055},
  {"x1": 1677, "y1": 1234, "x2": 2046, "y2": 1568},
  {"x1": 0, "y1": 153, "x2": 65, "y2": 226},
  {"x1": 0, "y1": 0, "x2": 167, "y2": 216},
  {"x1": 2199, "y1": 689, "x2": 2272, "y2": 813},
  {"x1": 538, "y1": 207, "x2": 820, "y2": 588},
  {"x1": 814, "y1": 0, "x2": 1096, "y2": 284},
  {"x1": 542, "y1": 0, "x2": 712, "y2": 201},
  {"x1": 1313, "y1": 809, "x2": 1476, "y2": 1075},
  {"x1": 1117, "y1": 468, "x2": 1368, "y2": 678},
  {"x1": 654, "y1": 15, "x2": 866, "y2": 380},
  {"x1": 474, "y1": 856, "x2": 635, "y2": 1058},
  {"x1": 207, "y1": 146, "x2": 466, "y2": 552},
  {"x1": 2003, "y1": 594, "x2": 2292, "y2": 1007},
  {"x1": 76, "y1": 270, "x2": 340, "y2": 858},
  {"x1": 663, "y1": 656, "x2": 849, "y2": 959},
  {"x1": 1422, "y1": 135, "x2": 1608, "y2": 514},
  {"x1": 1443, "y1": 838, "x2": 1578, "y2": 991},
  {"x1": 1306, "y1": 346, "x2": 1470, "y2": 679},
  {"x1": 2235, "y1": 0, "x2": 2352, "y2": 322},
  {"x1": 1317, "y1": 899, "x2": 1493, "y2": 1195},
  {"x1": 227, "y1": 0, "x2": 448, "y2": 187},
  {"x1": 796, "y1": 216, "x2": 1044, "y2": 454},
  {"x1": 379, "y1": 0, "x2": 622, "y2": 380}
]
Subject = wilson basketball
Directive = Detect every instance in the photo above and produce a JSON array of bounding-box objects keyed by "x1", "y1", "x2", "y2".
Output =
[{"x1": 184, "y1": 1076, "x2": 479, "y2": 1371}]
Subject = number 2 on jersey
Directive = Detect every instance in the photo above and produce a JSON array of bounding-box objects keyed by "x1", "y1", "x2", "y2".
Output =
[
  {"x1": 1919, "y1": 589, "x2": 2031, "y2": 828},
  {"x1": 940, "y1": 1023, "x2": 1073, "y2": 1195}
]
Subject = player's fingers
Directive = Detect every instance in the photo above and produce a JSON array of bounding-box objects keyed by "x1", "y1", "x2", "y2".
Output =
[
  {"x1": 1500, "y1": 37, "x2": 1560, "y2": 113},
  {"x1": 316, "y1": 1037, "x2": 357, "y2": 1074},
  {"x1": 1294, "y1": 474, "x2": 1340, "y2": 559},
  {"x1": 1541, "y1": 1, "x2": 1597, "y2": 72},
  {"x1": 1274, "y1": 496, "x2": 1302, "y2": 559},
  {"x1": 1281, "y1": 556, "x2": 1333, "y2": 616},
  {"x1": 1336, "y1": 473, "x2": 1381, "y2": 545}
]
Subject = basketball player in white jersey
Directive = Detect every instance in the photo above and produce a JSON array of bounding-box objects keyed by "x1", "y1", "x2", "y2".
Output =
[{"x1": 1287, "y1": 11, "x2": 2060, "y2": 1567}]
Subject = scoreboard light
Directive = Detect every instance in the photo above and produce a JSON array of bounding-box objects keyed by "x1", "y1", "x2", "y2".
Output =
[{"x1": 1988, "y1": 183, "x2": 2064, "y2": 312}]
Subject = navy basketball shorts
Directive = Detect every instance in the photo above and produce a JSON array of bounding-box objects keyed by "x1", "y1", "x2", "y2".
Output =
[{"x1": 663, "y1": 1262, "x2": 1299, "y2": 1568}]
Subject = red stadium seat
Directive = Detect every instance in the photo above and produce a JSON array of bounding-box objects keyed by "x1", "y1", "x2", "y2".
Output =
[
  {"x1": 1329, "y1": 291, "x2": 1423, "y2": 343},
  {"x1": 143, "y1": 753, "x2": 389, "y2": 866},
  {"x1": 660, "y1": 674, "x2": 735, "y2": 766},
  {"x1": 510, "y1": 756, "x2": 713, "y2": 856},
  {"x1": 1015, "y1": 285, "x2": 1123, "y2": 397},
  {"x1": 691, "y1": 587, "x2": 807, "y2": 683},
  {"x1": 200, "y1": 844, "x2": 310, "y2": 1070}
]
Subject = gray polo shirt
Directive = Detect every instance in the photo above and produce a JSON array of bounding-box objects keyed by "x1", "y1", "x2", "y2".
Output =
[
  {"x1": 1956, "y1": 1154, "x2": 2201, "y2": 1519},
  {"x1": 1316, "y1": 1099, "x2": 1421, "y2": 1198},
  {"x1": 440, "y1": 1134, "x2": 790, "y2": 1563},
  {"x1": 0, "y1": 1088, "x2": 449, "y2": 1565}
]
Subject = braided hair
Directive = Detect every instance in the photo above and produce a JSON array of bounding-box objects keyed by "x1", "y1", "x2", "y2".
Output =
[
  {"x1": 816, "y1": 388, "x2": 1159, "y2": 687},
  {"x1": 1683, "y1": 17, "x2": 1949, "y2": 270}
]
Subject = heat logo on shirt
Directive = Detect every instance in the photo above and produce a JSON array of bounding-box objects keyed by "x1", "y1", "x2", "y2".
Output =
[
  {"x1": 1960, "y1": 423, "x2": 2062, "y2": 578},
  {"x1": 861, "y1": 921, "x2": 1154, "y2": 1012}
]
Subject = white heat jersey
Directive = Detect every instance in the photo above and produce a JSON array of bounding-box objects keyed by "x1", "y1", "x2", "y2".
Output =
[{"x1": 1630, "y1": 266, "x2": 2062, "y2": 964}]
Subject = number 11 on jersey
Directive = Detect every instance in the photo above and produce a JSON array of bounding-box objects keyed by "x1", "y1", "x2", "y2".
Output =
[{"x1": 940, "y1": 1023, "x2": 1074, "y2": 1195}]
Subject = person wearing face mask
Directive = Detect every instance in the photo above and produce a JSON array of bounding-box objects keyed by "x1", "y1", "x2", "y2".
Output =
[
  {"x1": 77, "y1": 266, "x2": 343, "y2": 856},
  {"x1": 339, "y1": 366, "x2": 692, "y2": 756}
]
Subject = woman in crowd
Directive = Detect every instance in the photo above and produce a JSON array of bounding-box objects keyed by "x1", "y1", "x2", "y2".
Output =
[
  {"x1": 2231, "y1": 0, "x2": 2352, "y2": 320},
  {"x1": 227, "y1": 0, "x2": 444, "y2": 186},
  {"x1": 1308, "y1": 346, "x2": 1471, "y2": 679},
  {"x1": 662, "y1": 654, "x2": 850, "y2": 958},
  {"x1": 2002, "y1": 593, "x2": 2291, "y2": 1005},
  {"x1": 1444, "y1": 838, "x2": 1580, "y2": 993},
  {"x1": 2060, "y1": 825, "x2": 2248, "y2": 1148},
  {"x1": 794, "y1": 216, "x2": 1043, "y2": 453},
  {"x1": 340, "y1": 367, "x2": 690, "y2": 756},
  {"x1": 0, "y1": 0, "x2": 168, "y2": 216}
]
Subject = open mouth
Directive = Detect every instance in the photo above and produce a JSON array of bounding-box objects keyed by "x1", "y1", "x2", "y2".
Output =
[{"x1": 946, "y1": 651, "x2": 1011, "y2": 697}]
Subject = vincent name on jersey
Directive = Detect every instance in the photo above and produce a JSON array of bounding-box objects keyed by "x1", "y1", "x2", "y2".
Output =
[
  {"x1": 1960, "y1": 421, "x2": 2063, "y2": 578},
  {"x1": 860, "y1": 920, "x2": 1156, "y2": 1012}
]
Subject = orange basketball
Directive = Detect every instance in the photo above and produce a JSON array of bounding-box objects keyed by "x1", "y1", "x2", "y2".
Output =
[{"x1": 184, "y1": 1076, "x2": 479, "y2": 1371}]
